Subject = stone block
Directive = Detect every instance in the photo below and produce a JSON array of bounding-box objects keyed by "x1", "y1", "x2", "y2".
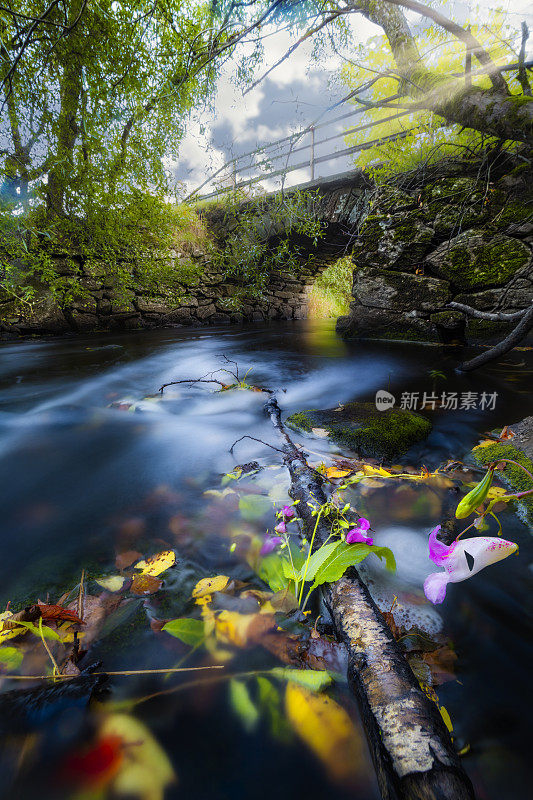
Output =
[{"x1": 354, "y1": 267, "x2": 450, "y2": 312}]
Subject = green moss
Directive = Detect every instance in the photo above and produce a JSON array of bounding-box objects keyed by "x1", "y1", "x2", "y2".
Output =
[
  {"x1": 472, "y1": 442, "x2": 533, "y2": 529},
  {"x1": 466, "y1": 317, "x2": 513, "y2": 340},
  {"x1": 492, "y1": 201, "x2": 533, "y2": 230},
  {"x1": 287, "y1": 411, "x2": 313, "y2": 432},
  {"x1": 287, "y1": 402, "x2": 431, "y2": 460},
  {"x1": 433, "y1": 232, "x2": 530, "y2": 290}
]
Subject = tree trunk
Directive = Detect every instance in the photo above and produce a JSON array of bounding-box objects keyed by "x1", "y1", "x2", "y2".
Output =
[
  {"x1": 45, "y1": 2, "x2": 84, "y2": 216},
  {"x1": 359, "y1": 0, "x2": 533, "y2": 146},
  {"x1": 265, "y1": 397, "x2": 475, "y2": 800}
]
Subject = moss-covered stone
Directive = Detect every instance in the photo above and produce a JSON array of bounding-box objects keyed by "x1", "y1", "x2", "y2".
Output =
[
  {"x1": 472, "y1": 440, "x2": 533, "y2": 530},
  {"x1": 425, "y1": 230, "x2": 531, "y2": 290},
  {"x1": 286, "y1": 401, "x2": 432, "y2": 460}
]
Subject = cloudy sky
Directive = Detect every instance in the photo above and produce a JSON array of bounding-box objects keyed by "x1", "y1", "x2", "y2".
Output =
[{"x1": 171, "y1": 1, "x2": 533, "y2": 199}]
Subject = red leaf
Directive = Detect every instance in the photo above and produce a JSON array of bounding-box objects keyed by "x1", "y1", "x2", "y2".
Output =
[{"x1": 38, "y1": 603, "x2": 84, "y2": 625}]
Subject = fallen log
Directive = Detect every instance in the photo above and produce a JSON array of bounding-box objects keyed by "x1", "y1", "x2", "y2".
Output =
[{"x1": 265, "y1": 396, "x2": 475, "y2": 800}]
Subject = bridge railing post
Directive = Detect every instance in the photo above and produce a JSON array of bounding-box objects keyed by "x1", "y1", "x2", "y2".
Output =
[{"x1": 309, "y1": 126, "x2": 315, "y2": 182}]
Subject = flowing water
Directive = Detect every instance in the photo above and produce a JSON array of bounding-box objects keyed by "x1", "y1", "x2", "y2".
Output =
[{"x1": 0, "y1": 320, "x2": 531, "y2": 800}]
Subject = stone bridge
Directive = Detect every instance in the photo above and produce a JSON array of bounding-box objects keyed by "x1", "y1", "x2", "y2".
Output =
[
  {"x1": 5, "y1": 155, "x2": 533, "y2": 341},
  {"x1": 2, "y1": 171, "x2": 370, "y2": 335}
]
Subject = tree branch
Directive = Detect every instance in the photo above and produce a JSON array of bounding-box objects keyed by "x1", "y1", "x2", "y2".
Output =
[{"x1": 458, "y1": 304, "x2": 533, "y2": 372}]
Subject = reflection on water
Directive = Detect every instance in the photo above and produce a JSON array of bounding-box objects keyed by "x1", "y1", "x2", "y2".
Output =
[{"x1": 0, "y1": 320, "x2": 531, "y2": 799}]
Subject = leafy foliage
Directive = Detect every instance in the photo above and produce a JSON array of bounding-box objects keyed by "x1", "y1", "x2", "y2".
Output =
[{"x1": 341, "y1": 9, "x2": 524, "y2": 179}]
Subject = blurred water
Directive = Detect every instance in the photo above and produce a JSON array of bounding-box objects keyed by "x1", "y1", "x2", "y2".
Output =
[{"x1": 0, "y1": 320, "x2": 531, "y2": 800}]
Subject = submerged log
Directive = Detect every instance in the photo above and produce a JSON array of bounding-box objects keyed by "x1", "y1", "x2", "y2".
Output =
[{"x1": 265, "y1": 397, "x2": 475, "y2": 800}]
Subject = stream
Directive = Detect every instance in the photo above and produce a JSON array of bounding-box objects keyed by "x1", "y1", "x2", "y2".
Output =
[{"x1": 0, "y1": 319, "x2": 531, "y2": 800}]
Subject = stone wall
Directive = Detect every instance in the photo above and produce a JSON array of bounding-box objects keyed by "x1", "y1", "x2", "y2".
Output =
[
  {"x1": 337, "y1": 159, "x2": 533, "y2": 343},
  {"x1": 1, "y1": 171, "x2": 369, "y2": 336}
]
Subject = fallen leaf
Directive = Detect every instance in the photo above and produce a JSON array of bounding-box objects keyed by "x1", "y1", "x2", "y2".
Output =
[
  {"x1": 116, "y1": 550, "x2": 143, "y2": 570},
  {"x1": 311, "y1": 428, "x2": 329, "y2": 438},
  {"x1": 96, "y1": 576, "x2": 127, "y2": 592},
  {"x1": 38, "y1": 604, "x2": 84, "y2": 625},
  {"x1": 285, "y1": 683, "x2": 363, "y2": 784},
  {"x1": 422, "y1": 646, "x2": 457, "y2": 685},
  {"x1": 131, "y1": 574, "x2": 163, "y2": 596},
  {"x1": 162, "y1": 618, "x2": 204, "y2": 646},
  {"x1": 192, "y1": 575, "x2": 229, "y2": 599},
  {"x1": 99, "y1": 713, "x2": 175, "y2": 798},
  {"x1": 0, "y1": 646, "x2": 23, "y2": 670},
  {"x1": 325, "y1": 467, "x2": 352, "y2": 479},
  {"x1": 134, "y1": 550, "x2": 176, "y2": 576}
]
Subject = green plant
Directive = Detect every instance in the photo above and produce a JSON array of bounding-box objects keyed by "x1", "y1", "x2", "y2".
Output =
[{"x1": 208, "y1": 190, "x2": 325, "y2": 302}]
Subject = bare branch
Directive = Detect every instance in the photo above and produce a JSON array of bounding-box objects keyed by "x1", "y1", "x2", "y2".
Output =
[
  {"x1": 458, "y1": 304, "x2": 533, "y2": 372},
  {"x1": 448, "y1": 302, "x2": 526, "y2": 322}
]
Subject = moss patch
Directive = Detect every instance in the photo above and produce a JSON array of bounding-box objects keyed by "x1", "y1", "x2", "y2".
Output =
[
  {"x1": 286, "y1": 401, "x2": 432, "y2": 460},
  {"x1": 472, "y1": 441, "x2": 533, "y2": 530},
  {"x1": 426, "y1": 230, "x2": 530, "y2": 290}
]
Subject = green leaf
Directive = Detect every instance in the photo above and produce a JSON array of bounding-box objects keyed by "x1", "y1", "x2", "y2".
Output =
[
  {"x1": 238, "y1": 494, "x2": 272, "y2": 520},
  {"x1": 369, "y1": 545, "x2": 396, "y2": 571},
  {"x1": 311, "y1": 542, "x2": 371, "y2": 586},
  {"x1": 162, "y1": 618, "x2": 204, "y2": 646},
  {"x1": 299, "y1": 541, "x2": 339, "y2": 582},
  {"x1": 0, "y1": 646, "x2": 23, "y2": 669},
  {"x1": 14, "y1": 620, "x2": 61, "y2": 641},
  {"x1": 229, "y1": 679, "x2": 259, "y2": 731},
  {"x1": 258, "y1": 553, "x2": 291, "y2": 593},
  {"x1": 268, "y1": 668, "x2": 333, "y2": 691}
]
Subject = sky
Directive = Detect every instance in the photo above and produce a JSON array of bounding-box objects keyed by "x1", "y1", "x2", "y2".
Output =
[{"x1": 171, "y1": 1, "x2": 533, "y2": 199}]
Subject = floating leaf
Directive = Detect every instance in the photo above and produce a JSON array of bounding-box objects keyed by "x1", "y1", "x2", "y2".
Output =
[
  {"x1": 439, "y1": 705, "x2": 453, "y2": 733},
  {"x1": 135, "y1": 550, "x2": 176, "y2": 576},
  {"x1": 326, "y1": 467, "x2": 352, "y2": 479},
  {"x1": 162, "y1": 618, "x2": 205, "y2": 647},
  {"x1": 130, "y1": 574, "x2": 162, "y2": 595},
  {"x1": 192, "y1": 575, "x2": 229, "y2": 599},
  {"x1": 258, "y1": 553, "x2": 291, "y2": 593},
  {"x1": 11, "y1": 620, "x2": 62, "y2": 640},
  {"x1": 311, "y1": 428, "x2": 329, "y2": 438},
  {"x1": 285, "y1": 683, "x2": 363, "y2": 783},
  {"x1": 38, "y1": 603, "x2": 84, "y2": 624},
  {"x1": 238, "y1": 494, "x2": 271, "y2": 521},
  {"x1": 0, "y1": 646, "x2": 23, "y2": 669},
  {"x1": 99, "y1": 713, "x2": 175, "y2": 798},
  {"x1": 268, "y1": 668, "x2": 333, "y2": 691},
  {"x1": 229, "y1": 679, "x2": 259, "y2": 732},
  {"x1": 96, "y1": 576, "x2": 127, "y2": 592}
]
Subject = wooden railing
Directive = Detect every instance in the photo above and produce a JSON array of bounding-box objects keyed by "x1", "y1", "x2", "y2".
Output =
[{"x1": 186, "y1": 58, "x2": 532, "y2": 202}]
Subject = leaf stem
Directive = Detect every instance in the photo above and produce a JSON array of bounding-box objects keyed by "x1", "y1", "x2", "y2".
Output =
[{"x1": 298, "y1": 508, "x2": 323, "y2": 606}]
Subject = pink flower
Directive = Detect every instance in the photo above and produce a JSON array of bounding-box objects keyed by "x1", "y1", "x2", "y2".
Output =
[
  {"x1": 281, "y1": 505, "x2": 295, "y2": 519},
  {"x1": 274, "y1": 521, "x2": 286, "y2": 534},
  {"x1": 424, "y1": 531, "x2": 518, "y2": 604},
  {"x1": 260, "y1": 535, "x2": 283, "y2": 556},
  {"x1": 346, "y1": 518, "x2": 373, "y2": 546}
]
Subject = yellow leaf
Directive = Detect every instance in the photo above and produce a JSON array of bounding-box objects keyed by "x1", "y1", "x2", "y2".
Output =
[
  {"x1": 0, "y1": 611, "x2": 20, "y2": 643},
  {"x1": 474, "y1": 440, "x2": 496, "y2": 449},
  {"x1": 326, "y1": 467, "x2": 352, "y2": 479},
  {"x1": 135, "y1": 550, "x2": 176, "y2": 577},
  {"x1": 485, "y1": 486, "x2": 508, "y2": 499},
  {"x1": 192, "y1": 575, "x2": 229, "y2": 599},
  {"x1": 215, "y1": 610, "x2": 254, "y2": 647},
  {"x1": 439, "y1": 705, "x2": 453, "y2": 733},
  {"x1": 99, "y1": 713, "x2": 175, "y2": 800},
  {"x1": 285, "y1": 683, "x2": 363, "y2": 784},
  {"x1": 96, "y1": 576, "x2": 126, "y2": 592},
  {"x1": 361, "y1": 464, "x2": 392, "y2": 477}
]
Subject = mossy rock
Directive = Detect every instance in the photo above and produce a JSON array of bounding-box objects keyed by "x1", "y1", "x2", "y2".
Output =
[
  {"x1": 286, "y1": 402, "x2": 432, "y2": 460},
  {"x1": 472, "y1": 435, "x2": 533, "y2": 530},
  {"x1": 425, "y1": 230, "x2": 531, "y2": 290}
]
